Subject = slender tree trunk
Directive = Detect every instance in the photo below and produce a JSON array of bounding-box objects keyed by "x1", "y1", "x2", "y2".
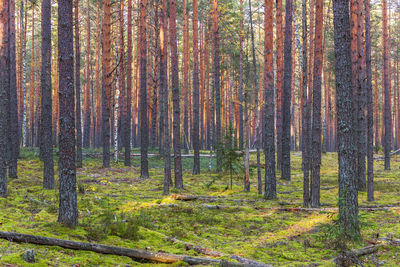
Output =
[
  {"x1": 41, "y1": 0, "x2": 54, "y2": 189},
  {"x1": 374, "y1": 55, "x2": 379, "y2": 149},
  {"x1": 74, "y1": 0, "x2": 82, "y2": 168},
  {"x1": 310, "y1": 0, "x2": 323, "y2": 208},
  {"x1": 169, "y1": 0, "x2": 182, "y2": 187},
  {"x1": 125, "y1": 0, "x2": 132, "y2": 166},
  {"x1": 83, "y1": 0, "x2": 91, "y2": 148},
  {"x1": 30, "y1": 8, "x2": 34, "y2": 147},
  {"x1": 182, "y1": 0, "x2": 189, "y2": 154},
  {"x1": 8, "y1": 0, "x2": 18, "y2": 178},
  {"x1": 0, "y1": 0, "x2": 9, "y2": 196},
  {"x1": 248, "y1": 0, "x2": 261, "y2": 194},
  {"x1": 21, "y1": 1, "x2": 27, "y2": 147},
  {"x1": 238, "y1": 0, "x2": 244, "y2": 150},
  {"x1": 212, "y1": 0, "x2": 221, "y2": 171},
  {"x1": 101, "y1": 0, "x2": 112, "y2": 168},
  {"x1": 281, "y1": 0, "x2": 293, "y2": 181},
  {"x1": 332, "y1": 0, "x2": 359, "y2": 239},
  {"x1": 139, "y1": 0, "x2": 149, "y2": 178},
  {"x1": 365, "y1": 0, "x2": 373, "y2": 201},
  {"x1": 192, "y1": 0, "x2": 200, "y2": 175},
  {"x1": 264, "y1": 0, "x2": 276, "y2": 200},
  {"x1": 58, "y1": 0, "x2": 78, "y2": 227},
  {"x1": 382, "y1": 0, "x2": 391, "y2": 170},
  {"x1": 161, "y1": 0, "x2": 171, "y2": 194},
  {"x1": 276, "y1": 0, "x2": 284, "y2": 169},
  {"x1": 302, "y1": 0, "x2": 310, "y2": 207}
]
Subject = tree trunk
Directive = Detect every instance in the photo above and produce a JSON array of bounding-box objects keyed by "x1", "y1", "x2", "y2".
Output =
[
  {"x1": 183, "y1": 0, "x2": 189, "y2": 154},
  {"x1": 281, "y1": 0, "x2": 293, "y2": 181},
  {"x1": 161, "y1": 0, "x2": 171, "y2": 194},
  {"x1": 192, "y1": 0, "x2": 200, "y2": 175},
  {"x1": 139, "y1": 0, "x2": 149, "y2": 178},
  {"x1": 332, "y1": 0, "x2": 359, "y2": 239},
  {"x1": 125, "y1": 0, "x2": 132, "y2": 166},
  {"x1": 276, "y1": 0, "x2": 283, "y2": 170},
  {"x1": 83, "y1": 0, "x2": 91, "y2": 148},
  {"x1": 20, "y1": 1, "x2": 27, "y2": 147},
  {"x1": 169, "y1": 0, "x2": 182, "y2": 188},
  {"x1": 301, "y1": 0, "x2": 310, "y2": 207},
  {"x1": 101, "y1": 0, "x2": 112, "y2": 168},
  {"x1": 74, "y1": 0, "x2": 82, "y2": 168},
  {"x1": 0, "y1": 0, "x2": 9, "y2": 196},
  {"x1": 58, "y1": 0, "x2": 78, "y2": 227},
  {"x1": 365, "y1": 0, "x2": 373, "y2": 201},
  {"x1": 310, "y1": 0, "x2": 323, "y2": 208},
  {"x1": 41, "y1": 0, "x2": 54, "y2": 189},
  {"x1": 263, "y1": 0, "x2": 276, "y2": 200},
  {"x1": 382, "y1": 0, "x2": 391, "y2": 170},
  {"x1": 213, "y1": 0, "x2": 221, "y2": 171},
  {"x1": 8, "y1": 0, "x2": 18, "y2": 178}
]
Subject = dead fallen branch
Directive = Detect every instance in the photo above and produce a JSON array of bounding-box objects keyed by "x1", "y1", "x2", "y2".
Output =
[
  {"x1": 171, "y1": 194, "x2": 226, "y2": 201},
  {"x1": 0, "y1": 231, "x2": 253, "y2": 266},
  {"x1": 165, "y1": 237, "x2": 273, "y2": 266},
  {"x1": 278, "y1": 187, "x2": 336, "y2": 194},
  {"x1": 333, "y1": 245, "x2": 381, "y2": 266}
]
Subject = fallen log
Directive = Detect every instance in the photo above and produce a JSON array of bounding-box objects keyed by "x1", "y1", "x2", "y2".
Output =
[
  {"x1": 333, "y1": 245, "x2": 381, "y2": 266},
  {"x1": 0, "y1": 231, "x2": 249, "y2": 266}
]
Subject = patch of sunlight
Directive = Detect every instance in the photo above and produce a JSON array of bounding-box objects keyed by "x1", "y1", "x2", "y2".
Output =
[{"x1": 257, "y1": 213, "x2": 331, "y2": 246}]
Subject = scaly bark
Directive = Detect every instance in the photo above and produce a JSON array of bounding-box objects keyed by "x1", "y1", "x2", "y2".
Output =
[
  {"x1": 101, "y1": 0, "x2": 112, "y2": 168},
  {"x1": 169, "y1": 0, "x2": 182, "y2": 188},
  {"x1": 365, "y1": 0, "x2": 373, "y2": 201},
  {"x1": 310, "y1": 0, "x2": 324, "y2": 208},
  {"x1": 7, "y1": 0, "x2": 17, "y2": 178},
  {"x1": 192, "y1": 0, "x2": 200, "y2": 175},
  {"x1": 83, "y1": 0, "x2": 91, "y2": 148},
  {"x1": 139, "y1": 0, "x2": 149, "y2": 178},
  {"x1": 281, "y1": 0, "x2": 293, "y2": 181},
  {"x1": 58, "y1": 0, "x2": 78, "y2": 227},
  {"x1": 382, "y1": 0, "x2": 391, "y2": 170},
  {"x1": 332, "y1": 0, "x2": 360, "y2": 238},
  {"x1": 0, "y1": 0, "x2": 9, "y2": 196},
  {"x1": 40, "y1": 0, "x2": 54, "y2": 189},
  {"x1": 74, "y1": 0, "x2": 82, "y2": 168},
  {"x1": 125, "y1": 0, "x2": 132, "y2": 166},
  {"x1": 264, "y1": 0, "x2": 276, "y2": 200}
]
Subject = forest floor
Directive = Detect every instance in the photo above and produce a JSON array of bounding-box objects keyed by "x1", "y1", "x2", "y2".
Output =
[{"x1": 0, "y1": 148, "x2": 399, "y2": 266}]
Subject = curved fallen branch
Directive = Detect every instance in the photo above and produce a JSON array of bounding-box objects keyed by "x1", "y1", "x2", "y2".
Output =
[{"x1": 0, "y1": 231, "x2": 263, "y2": 266}]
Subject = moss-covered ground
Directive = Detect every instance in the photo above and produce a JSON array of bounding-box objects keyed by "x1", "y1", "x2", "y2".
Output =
[{"x1": 0, "y1": 148, "x2": 399, "y2": 266}]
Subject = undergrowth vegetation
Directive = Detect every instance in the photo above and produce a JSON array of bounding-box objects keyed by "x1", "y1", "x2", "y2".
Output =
[{"x1": 0, "y1": 148, "x2": 399, "y2": 266}]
